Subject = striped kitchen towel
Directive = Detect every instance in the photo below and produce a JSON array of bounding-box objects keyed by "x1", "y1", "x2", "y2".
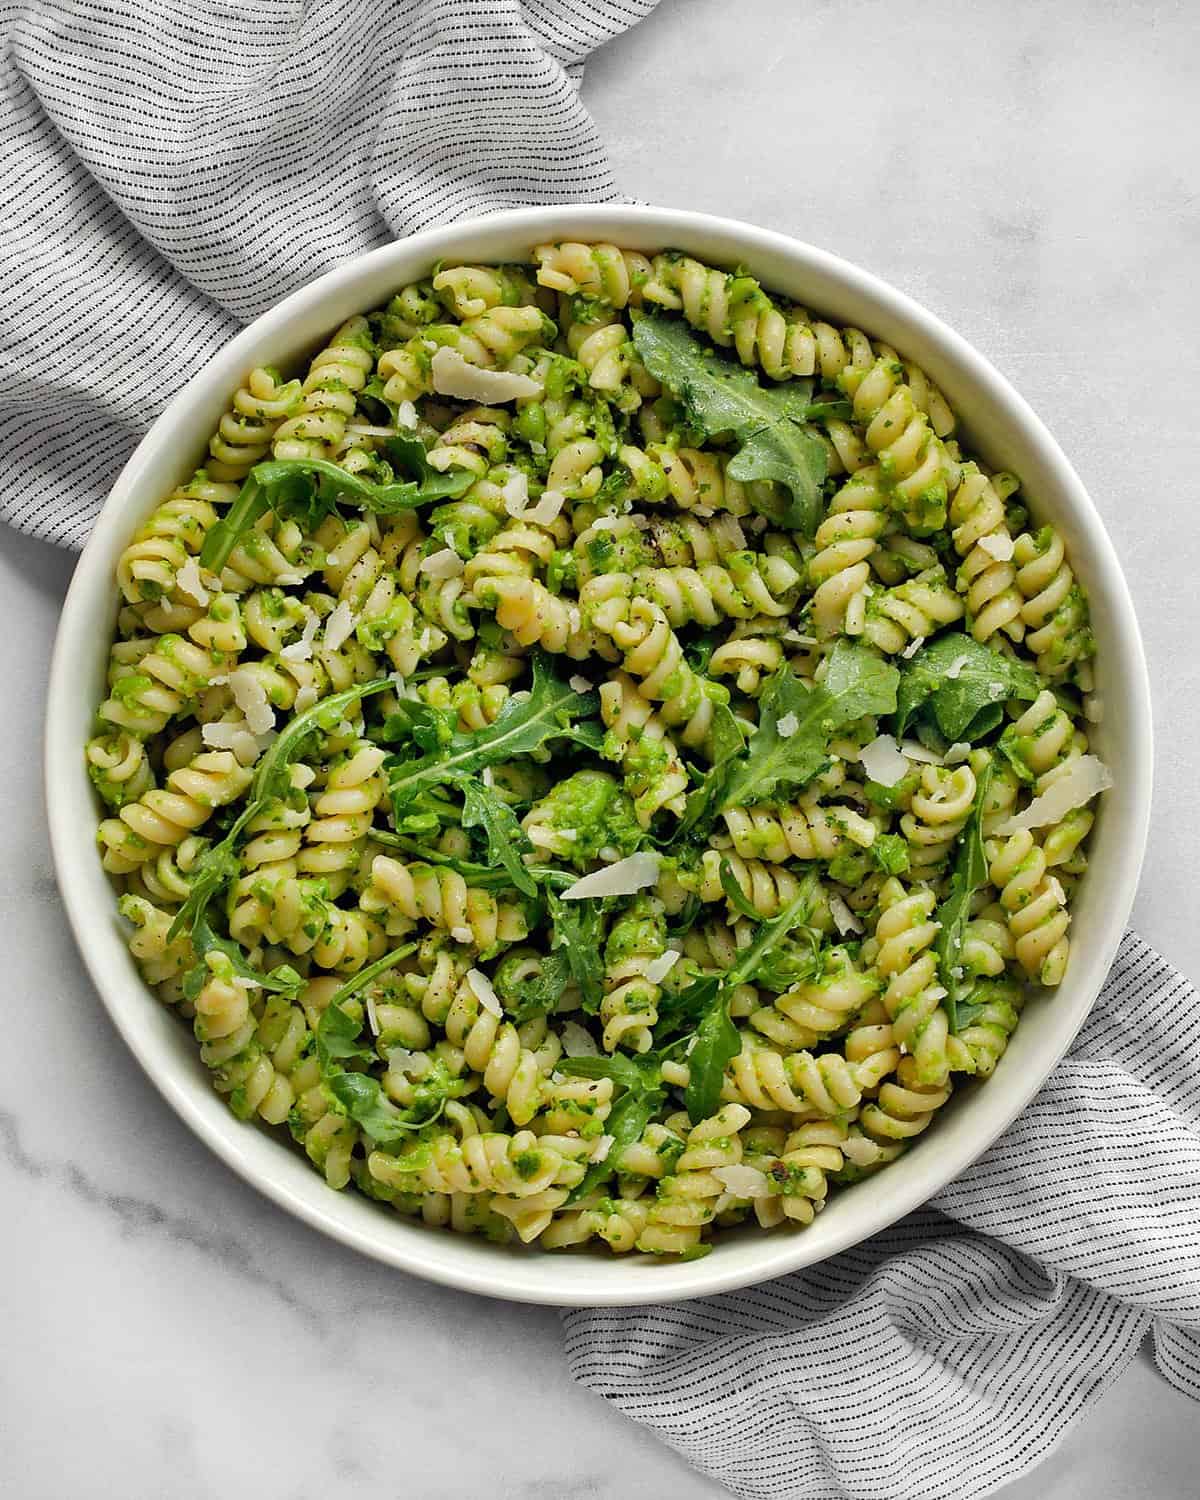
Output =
[
  {"x1": 564, "y1": 933, "x2": 1200, "y2": 1500},
  {"x1": 0, "y1": 0, "x2": 660, "y2": 547}
]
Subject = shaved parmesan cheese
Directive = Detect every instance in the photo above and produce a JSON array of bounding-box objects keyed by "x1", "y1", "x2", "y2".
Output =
[
  {"x1": 430, "y1": 347, "x2": 542, "y2": 402},
  {"x1": 568, "y1": 674, "x2": 593, "y2": 694},
  {"x1": 273, "y1": 571, "x2": 307, "y2": 587},
  {"x1": 994, "y1": 755, "x2": 1113, "y2": 834},
  {"x1": 782, "y1": 629, "x2": 818, "y2": 646},
  {"x1": 598, "y1": 845, "x2": 621, "y2": 863},
  {"x1": 229, "y1": 667, "x2": 275, "y2": 735},
  {"x1": 280, "y1": 607, "x2": 320, "y2": 662},
  {"x1": 502, "y1": 471, "x2": 530, "y2": 516},
  {"x1": 776, "y1": 712, "x2": 799, "y2": 739},
  {"x1": 294, "y1": 684, "x2": 319, "y2": 713},
  {"x1": 450, "y1": 926, "x2": 475, "y2": 946},
  {"x1": 944, "y1": 741, "x2": 972, "y2": 765},
  {"x1": 926, "y1": 985, "x2": 948, "y2": 1002},
  {"x1": 713, "y1": 1165, "x2": 770, "y2": 1199},
  {"x1": 365, "y1": 993, "x2": 380, "y2": 1036},
  {"x1": 899, "y1": 739, "x2": 944, "y2": 765},
  {"x1": 231, "y1": 729, "x2": 272, "y2": 765},
  {"x1": 977, "y1": 532, "x2": 1015, "y2": 562},
  {"x1": 590, "y1": 1134, "x2": 615, "y2": 1164},
  {"x1": 419, "y1": 548, "x2": 465, "y2": 579},
  {"x1": 561, "y1": 851, "x2": 661, "y2": 901},
  {"x1": 588, "y1": 514, "x2": 620, "y2": 532},
  {"x1": 176, "y1": 556, "x2": 211, "y2": 606},
  {"x1": 344, "y1": 423, "x2": 400, "y2": 440},
  {"x1": 323, "y1": 601, "x2": 356, "y2": 653},
  {"x1": 901, "y1": 635, "x2": 925, "y2": 659},
  {"x1": 481, "y1": 766, "x2": 494, "y2": 787},
  {"x1": 643, "y1": 950, "x2": 680, "y2": 985},
  {"x1": 944, "y1": 654, "x2": 971, "y2": 681},
  {"x1": 829, "y1": 893, "x2": 863, "y2": 936},
  {"x1": 466, "y1": 967, "x2": 502, "y2": 1017},
  {"x1": 291, "y1": 763, "x2": 316, "y2": 790},
  {"x1": 396, "y1": 400, "x2": 418, "y2": 430},
  {"x1": 859, "y1": 734, "x2": 910, "y2": 786},
  {"x1": 200, "y1": 721, "x2": 242, "y2": 751},
  {"x1": 560, "y1": 1021, "x2": 599, "y2": 1058}
]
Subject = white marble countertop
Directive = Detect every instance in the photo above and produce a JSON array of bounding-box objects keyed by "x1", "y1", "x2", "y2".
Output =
[{"x1": 5, "y1": 1, "x2": 1200, "y2": 1495}]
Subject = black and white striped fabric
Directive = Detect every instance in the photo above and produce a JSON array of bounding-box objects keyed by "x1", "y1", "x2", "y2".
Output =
[
  {"x1": 565, "y1": 934, "x2": 1200, "y2": 1500},
  {"x1": 7, "y1": 10, "x2": 1198, "y2": 1499},
  {"x1": 0, "y1": 0, "x2": 659, "y2": 546}
]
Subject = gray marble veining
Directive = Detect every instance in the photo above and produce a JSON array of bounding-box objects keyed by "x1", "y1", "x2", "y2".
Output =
[{"x1": 4, "y1": 2, "x2": 1199, "y2": 1495}]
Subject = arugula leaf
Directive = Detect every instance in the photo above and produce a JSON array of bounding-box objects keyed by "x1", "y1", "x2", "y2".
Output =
[
  {"x1": 181, "y1": 912, "x2": 303, "y2": 1004},
  {"x1": 631, "y1": 314, "x2": 829, "y2": 534},
  {"x1": 200, "y1": 437, "x2": 474, "y2": 574},
  {"x1": 385, "y1": 653, "x2": 602, "y2": 813},
  {"x1": 684, "y1": 992, "x2": 742, "y2": 1127},
  {"x1": 895, "y1": 634, "x2": 1041, "y2": 742},
  {"x1": 546, "y1": 887, "x2": 606, "y2": 1013},
  {"x1": 459, "y1": 780, "x2": 537, "y2": 897},
  {"x1": 704, "y1": 642, "x2": 898, "y2": 823},
  {"x1": 493, "y1": 948, "x2": 572, "y2": 1025},
  {"x1": 366, "y1": 831, "x2": 519, "y2": 889},
  {"x1": 934, "y1": 760, "x2": 995, "y2": 1033},
  {"x1": 168, "y1": 679, "x2": 390, "y2": 944},
  {"x1": 558, "y1": 1053, "x2": 667, "y2": 1205},
  {"x1": 656, "y1": 865, "x2": 822, "y2": 1120}
]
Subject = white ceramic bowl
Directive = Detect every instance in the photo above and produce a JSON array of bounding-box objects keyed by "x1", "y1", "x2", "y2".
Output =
[{"x1": 46, "y1": 205, "x2": 1153, "y2": 1305}]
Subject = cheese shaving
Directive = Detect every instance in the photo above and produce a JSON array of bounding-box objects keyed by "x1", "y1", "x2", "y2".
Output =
[
  {"x1": 466, "y1": 967, "x2": 502, "y2": 1017},
  {"x1": 396, "y1": 400, "x2": 418, "y2": 430},
  {"x1": 365, "y1": 994, "x2": 380, "y2": 1036},
  {"x1": 712, "y1": 1165, "x2": 771, "y2": 1199},
  {"x1": 977, "y1": 532, "x2": 1015, "y2": 562},
  {"x1": 228, "y1": 667, "x2": 276, "y2": 735},
  {"x1": 323, "y1": 600, "x2": 356, "y2": 653},
  {"x1": 501, "y1": 471, "x2": 530, "y2": 516},
  {"x1": 900, "y1": 635, "x2": 925, "y2": 659},
  {"x1": 430, "y1": 347, "x2": 542, "y2": 403},
  {"x1": 589, "y1": 1134, "x2": 616, "y2": 1164},
  {"x1": 450, "y1": 926, "x2": 475, "y2": 946},
  {"x1": 829, "y1": 893, "x2": 863, "y2": 936},
  {"x1": 560, "y1": 1021, "x2": 599, "y2": 1058},
  {"x1": 899, "y1": 739, "x2": 944, "y2": 765},
  {"x1": 643, "y1": 950, "x2": 680, "y2": 985},
  {"x1": 568, "y1": 675, "x2": 593, "y2": 694},
  {"x1": 858, "y1": 734, "x2": 910, "y2": 786},
  {"x1": 994, "y1": 755, "x2": 1114, "y2": 834},
  {"x1": 775, "y1": 712, "x2": 799, "y2": 739},
  {"x1": 175, "y1": 557, "x2": 211, "y2": 606},
  {"x1": 943, "y1": 741, "x2": 972, "y2": 765},
  {"x1": 944, "y1": 654, "x2": 972, "y2": 680},
  {"x1": 560, "y1": 851, "x2": 661, "y2": 901},
  {"x1": 280, "y1": 607, "x2": 320, "y2": 662},
  {"x1": 419, "y1": 548, "x2": 465, "y2": 579}
]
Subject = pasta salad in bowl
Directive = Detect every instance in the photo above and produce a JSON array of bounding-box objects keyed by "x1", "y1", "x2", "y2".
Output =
[{"x1": 46, "y1": 207, "x2": 1151, "y2": 1303}]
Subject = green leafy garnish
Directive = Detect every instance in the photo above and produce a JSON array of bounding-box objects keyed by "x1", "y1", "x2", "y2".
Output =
[
  {"x1": 658, "y1": 864, "x2": 823, "y2": 1122},
  {"x1": 168, "y1": 679, "x2": 390, "y2": 945},
  {"x1": 933, "y1": 759, "x2": 994, "y2": 1032},
  {"x1": 200, "y1": 436, "x2": 475, "y2": 574},
  {"x1": 181, "y1": 911, "x2": 304, "y2": 1004},
  {"x1": 493, "y1": 948, "x2": 572, "y2": 1025},
  {"x1": 631, "y1": 314, "x2": 829, "y2": 534},
  {"x1": 459, "y1": 780, "x2": 537, "y2": 897},
  {"x1": 683, "y1": 641, "x2": 899, "y2": 835},
  {"x1": 315, "y1": 943, "x2": 464, "y2": 1147},
  {"x1": 558, "y1": 1053, "x2": 668, "y2": 1205},
  {"x1": 385, "y1": 653, "x2": 603, "y2": 814},
  {"x1": 895, "y1": 634, "x2": 1040, "y2": 742},
  {"x1": 545, "y1": 886, "x2": 606, "y2": 1013}
]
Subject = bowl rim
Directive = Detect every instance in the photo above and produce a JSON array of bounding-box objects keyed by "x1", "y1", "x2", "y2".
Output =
[{"x1": 45, "y1": 203, "x2": 1153, "y2": 1305}]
